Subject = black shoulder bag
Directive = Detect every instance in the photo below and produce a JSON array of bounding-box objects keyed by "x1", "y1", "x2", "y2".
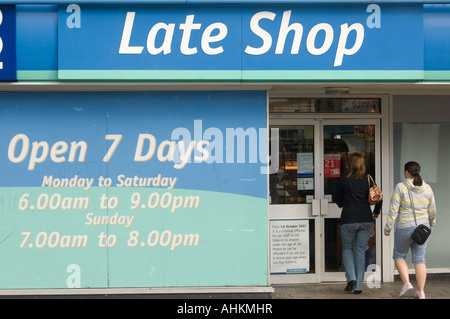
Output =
[{"x1": 407, "y1": 186, "x2": 431, "y2": 245}]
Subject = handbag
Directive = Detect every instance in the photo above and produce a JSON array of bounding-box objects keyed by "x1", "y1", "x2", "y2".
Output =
[
  {"x1": 368, "y1": 175, "x2": 383, "y2": 205},
  {"x1": 407, "y1": 186, "x2": 431, "y2": 245}
]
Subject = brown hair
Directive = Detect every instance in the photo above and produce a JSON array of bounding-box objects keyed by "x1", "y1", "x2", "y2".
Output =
[
  {"x1": 346, "y1": 152, "x2": 366, "y2": 180},
  {"x1": 405, "y1": 161, "x2": 423, "y2": 186}
]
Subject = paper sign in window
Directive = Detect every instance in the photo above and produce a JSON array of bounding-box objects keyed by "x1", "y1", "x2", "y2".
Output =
[{"x1": 324, "y1": 154, "x2": 340, "y2": 178}]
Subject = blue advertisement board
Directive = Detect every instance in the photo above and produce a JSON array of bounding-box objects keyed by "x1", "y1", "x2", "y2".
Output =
[
  {"x1": 0, "y1": 91, "x2": 268, "y2": 289},
  {"x1": 0, "y1": 5, "x2": 16, "y2": 80},
  {"x1": 57, "y1": 4, "x2": 423, "y2": 81}
]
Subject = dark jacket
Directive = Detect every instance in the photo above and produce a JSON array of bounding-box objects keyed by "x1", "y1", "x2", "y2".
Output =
[{"x1": 333, "y1": 174, "x2": 382, "y2": 225}]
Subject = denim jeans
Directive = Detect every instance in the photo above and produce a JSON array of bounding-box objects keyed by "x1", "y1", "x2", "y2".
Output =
[
  {"x1": 340, "y1": 222, "x2": 374, "y2": 291},
  {"x1": 393, "y1": 223, "x2": 430, "y2": 264}
]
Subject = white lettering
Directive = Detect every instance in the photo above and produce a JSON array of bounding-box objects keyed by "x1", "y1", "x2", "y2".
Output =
[
  {"x1": 306, "y1": 23, "x2": 334, "y2": 56},
  {"x1": 244, "y1": 11, "x2": 276, "y2": 55},
  {"x1": 134, "y1": 134, "x2": 156, "y2": 162},
  {"x1": 42, "y1": 175, "x2": 94, "y2": 191},
  {"x1": 8, "y1": 134, "x2": 87, "y2": 170},
  {"x1": 174, "y1": 141, "x2": 196, "y2": 169},
  {"x1": 8, "y1": 134, "x2": 29, "y2": 164},
  {"x1": 245, "y1": 10, "x2": 365, "y2": 66},
  {"x1": 201, "y1": 23, "x2": 227, "y2": 55},
  {"x1": 334, "y1": 23, "x2": 364, "y2": 67},
  {"x1": 117, "y1": 10, "x2": 367, "y2": 67},
  {"x1": 119, "y1": 12, "x2": 144, "y2": 54},
  {"x1": 85, "y1": 212, "x2": 135, "y2": 228},
  {"x1": 147, "y1": 22, "x2": 175, "y2": 55},
  {"x1": 180, "y1": 15, "x2": 202, "y2": 55},
  {"x1": 276, "y1": 10, "x2": 303, "y2": 54},
  {"x1": 50, "y1": 141, "x2": 69, "y2": 163},
  {"x1": 116, "y1": 174, "x2": 178, "y2": 189}
]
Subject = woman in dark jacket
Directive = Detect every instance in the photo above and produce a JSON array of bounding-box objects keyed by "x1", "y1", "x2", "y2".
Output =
[{"x1": 333, "y1": 152, "x2": 382, "y2": 294}]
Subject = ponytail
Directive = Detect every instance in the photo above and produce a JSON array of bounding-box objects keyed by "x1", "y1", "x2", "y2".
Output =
[{"x1": 405, "y1": 161, "x2": 423, "y2": 186}]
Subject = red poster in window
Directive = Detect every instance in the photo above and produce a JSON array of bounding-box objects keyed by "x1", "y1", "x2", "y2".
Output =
[{"x1": 324, "y1": 154, "x2": 341, "y2": 178}]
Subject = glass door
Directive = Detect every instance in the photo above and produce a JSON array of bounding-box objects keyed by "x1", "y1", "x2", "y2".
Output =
[
  {"x1": 269, "y1": 118, "x2": 381, "y2": 284},
  {"x1": 269, "y1": 120, "x2": 319, "y2": 284},
  {"x1": 321, "y1": 120, "x2": 380, "y2": 282}
]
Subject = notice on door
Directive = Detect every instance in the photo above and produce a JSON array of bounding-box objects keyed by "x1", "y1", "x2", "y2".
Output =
[
  {"x1": 324, "y1": 154, "x2": 341, "y2": 178},
  {"x1": 297, "y1": 152, "x2": 314, "y2": 190},
  {"x1": 270, "y1": 220, "x2": 309, "y2": 274}
]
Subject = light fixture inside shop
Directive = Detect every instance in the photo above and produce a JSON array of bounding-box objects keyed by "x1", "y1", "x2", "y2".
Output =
[{"x1": 325, "y1": 87, "x2": 350, "y2": 95}]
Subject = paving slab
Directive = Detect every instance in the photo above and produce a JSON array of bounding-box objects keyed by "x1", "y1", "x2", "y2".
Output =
[{"x1": 272, "y1": 277, "x2": 450, "y2": 299}]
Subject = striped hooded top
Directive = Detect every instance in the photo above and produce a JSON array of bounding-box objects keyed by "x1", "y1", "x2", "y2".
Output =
[{"x1": 384, "y1": 179, "x2": 436, "y2": 233}]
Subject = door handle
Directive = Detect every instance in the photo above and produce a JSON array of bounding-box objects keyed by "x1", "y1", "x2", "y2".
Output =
[
  {"x1": 320, "y1": 199, "x2": 329, "y2": 216},
  {"x1": 311, "y1": 198, "x2": 329, "y2": 216},
  {"x1": 311, "y1": 199, "x2": 320, "y2": 216}
]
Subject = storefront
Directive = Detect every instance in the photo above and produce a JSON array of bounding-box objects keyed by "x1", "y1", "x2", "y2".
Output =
[{"x1": 0, "y1": 1, "x2": 449, "y2": 296}]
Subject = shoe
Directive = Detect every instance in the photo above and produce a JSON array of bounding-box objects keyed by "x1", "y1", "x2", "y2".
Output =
[
  {"x1": 399, "y1": 282, "x2": 414, "y2": 297},
  {"x1": 345, "y1": 280, "x2": 357, "y2": 292},
  {"x1": 414, "y1": 291, "x2": 426, "y2": 299},
  {"x1": 354, "y1": 290, "x2": 362, "y2": 295}
]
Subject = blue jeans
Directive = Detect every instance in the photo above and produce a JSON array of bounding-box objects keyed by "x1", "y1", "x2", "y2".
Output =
[
  {"x1": 340, "y1": 222, "x2": 374, "y2": 291},
  {"x1": 393, "y1": 223, "x2": 430, "y2": 264}
]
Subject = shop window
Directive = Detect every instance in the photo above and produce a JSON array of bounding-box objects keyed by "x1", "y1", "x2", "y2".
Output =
[
  {"x1": 269, "y1": 125, "x2": 314, "y2": 204},
  {"x1": 394, "y1": 96, "x2": 450, "y2": 269}
]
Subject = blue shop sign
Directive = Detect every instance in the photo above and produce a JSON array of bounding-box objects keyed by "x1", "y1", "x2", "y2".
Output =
[
  {"x1": 57, "y1": 4, "x2": 423, "y2": 81},
  {"x1": 0, "y1": 5, "x2": 16, "y2": 81}
]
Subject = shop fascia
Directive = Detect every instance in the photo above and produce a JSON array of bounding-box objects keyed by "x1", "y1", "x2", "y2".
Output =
[{"x1": 119, "y1": 5, "x2": 380, "y2": 67}]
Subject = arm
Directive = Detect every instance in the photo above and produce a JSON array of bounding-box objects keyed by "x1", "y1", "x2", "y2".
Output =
[
  {"x1": 384, "y1": 184, "x2": 402, "y2": 235},
  {"x1": 373, "y1": 200, "x2": 382, "y2": 218},
  {"x1": 371, "y1": 175, "x2": 382, "y2": 218},
  {"x1": 428, "y1": 188, "x2": 437, "y2": 229},
  {"x1": 333, "y1": 177, "x2": 344, "y2": 208}
]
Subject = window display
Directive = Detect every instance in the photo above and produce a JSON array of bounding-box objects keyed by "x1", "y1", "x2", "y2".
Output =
[{"x1": 269, "y1": 125, "x2": 314, "y2": 204}]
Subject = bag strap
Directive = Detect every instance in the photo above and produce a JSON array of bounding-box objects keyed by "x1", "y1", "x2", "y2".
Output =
[
  {"x1": 367, "y1": 175, "x2": 375, "y2": 188},
  {"x1": 406, "y1": 184, "x2": 418, "y2": 227}
]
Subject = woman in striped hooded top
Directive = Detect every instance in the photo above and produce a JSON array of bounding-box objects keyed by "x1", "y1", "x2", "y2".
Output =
[{"x1": 384, "y1": 161, "x2": 437, "y2": 299}]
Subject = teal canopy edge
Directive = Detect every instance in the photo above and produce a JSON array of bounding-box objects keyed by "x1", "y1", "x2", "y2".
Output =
[{"x1": 19, "y1": 70, "x2": 449, "y2": 83}]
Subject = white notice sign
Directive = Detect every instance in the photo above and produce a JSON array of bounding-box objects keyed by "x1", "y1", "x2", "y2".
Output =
[
  {"x1": 297, "y1": 152, "x2": 314, "y2": 176},
  {"x1": 270, "y1": 220, "x2": 310, "y2": 274}
]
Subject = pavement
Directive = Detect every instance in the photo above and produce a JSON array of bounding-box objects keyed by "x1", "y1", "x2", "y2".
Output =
[
  {"x1": 0, "y1": 275, "x2": 448, "y2": 300},
  {"x1": 271, "y1": 275, "x2": 450, "y2": 299}
]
